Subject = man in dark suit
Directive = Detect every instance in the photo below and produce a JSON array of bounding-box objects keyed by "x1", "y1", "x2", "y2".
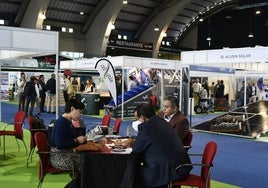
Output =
[{"x1": 131, "y1": 103, "x2": 192, "y2": 188}]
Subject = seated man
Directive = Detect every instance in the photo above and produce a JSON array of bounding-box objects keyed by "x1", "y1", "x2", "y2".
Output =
[
  {"x1": 157, "y1": 95, "x2": 189, "y2": 142},
  {"x1": 123, "y1": 103, "x2": 192, "y2": 188}
]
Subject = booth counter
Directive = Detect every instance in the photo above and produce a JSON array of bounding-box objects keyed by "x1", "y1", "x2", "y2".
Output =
[{"x1": 75, "y1": 93, "x2": 100, "y2": 115}]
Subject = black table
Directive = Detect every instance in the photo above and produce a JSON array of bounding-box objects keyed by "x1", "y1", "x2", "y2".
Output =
[{"x1": 80, "y1": 151, "x2": 130, "y2": 188}]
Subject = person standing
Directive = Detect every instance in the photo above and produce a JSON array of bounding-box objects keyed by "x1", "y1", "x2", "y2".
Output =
[
  {"x1": 209, "y1": 82, "x2": 216, "y2": 98},
  {"x1": 239, "y1": 81, "x2": 251, "y2": 106},
  {"x1": 192, "y1": 78, "x2": 202, "y2": 93},
  {"x1": 84, "y1": 79, "x2": 94, "y2": 93},
  {"x1": 46, "y1": 73, "x2": 56, "y2": 113},
  {"x1": 157, "y1": 95, "x2": 189, "y2": 142},
  {"x1": 127, "y1": 75, "x2": 137, "y2": 91},
  {"x1": 38, "y1": 75, "x2": 47, "y2": 113},
  {"x1": 17, "y1": 72, "x2": 26, "y2": 111},
  {"x1": 250, "y1": 81, "x2": 258, "y2": 102},
  {"x1": 129, "y1": 103, "x2": 192, "y2": 188},
  {"x1": 63, "y1": 74, "x2": 73, "y2": 104},
  {"x1": 24, "y1": 76, "x2": 38, "y2": 117}
]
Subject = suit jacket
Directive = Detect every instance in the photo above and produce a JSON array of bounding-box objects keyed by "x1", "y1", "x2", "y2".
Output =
[
  {"x1": 158, "y1": 111, "x2": 189, "y2": 142},
  {"x1": 132, "y1": 115, "x2": 192, "y2": 187}
]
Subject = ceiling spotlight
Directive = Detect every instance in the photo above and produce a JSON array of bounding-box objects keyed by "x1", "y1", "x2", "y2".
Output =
[
  {"x1": 255, "y1": 10, "x2": 261, "y2": 15},
  {"x1": 110, "y1": 22, "x2": 115, "y2": 30},
  {"x1": 154, "y1": 25, "x2": 159, "y2": 31},
  {"x1": 199, "y1": 18, "x2": 204, "y2": 22},
  {"x1": 206, "y1": 37, "x2": 211, "y2": 41},
  {"x1": 40, "y1": 11, "x2": 46, "y2": 20},
  {"x1": 248, "y1": 33, "x2": 254, "y2": 38},
  {"x1": 122, "y1": 0, "x2": 128, "y2": 4},
  {"x1": 80, "y1": 12, "x2": 84, "y2": 15}
]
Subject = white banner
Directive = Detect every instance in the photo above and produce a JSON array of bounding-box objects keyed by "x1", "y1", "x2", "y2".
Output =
[
  {"x1": 207, "y1": 47, "x2": 268, "y2": 63},
  {"x1": 95, "y1": 59, "x2": 117, "y2": 106}
]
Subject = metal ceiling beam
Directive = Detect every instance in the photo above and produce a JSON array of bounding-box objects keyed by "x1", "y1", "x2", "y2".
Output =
[
  {"x1": 81, "y1": 0, "x2": 108, "y2": 34},
  {"x1": 14, "y1": 0, "x2": 30, "y2": 26},
  {"x1": 134, "y1": 0, "x2": 182, "y2": 40}
]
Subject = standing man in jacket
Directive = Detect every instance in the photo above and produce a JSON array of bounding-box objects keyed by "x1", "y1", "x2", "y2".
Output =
[
  {"x1": 17, "y1": 72, "x2": 26, "y2": 111},
  {"x1": 46, "y1": 73, "x2": 56, "y2": 113}
]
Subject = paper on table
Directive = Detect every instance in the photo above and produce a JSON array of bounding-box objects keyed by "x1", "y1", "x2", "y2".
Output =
[{"x1": 111, "y1": 147, "x2": 132, "y2": 154}]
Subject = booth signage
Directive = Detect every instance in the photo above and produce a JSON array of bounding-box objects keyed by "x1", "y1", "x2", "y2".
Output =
[
  {"x1": 109, "y1": 39, "x2": 153, "y2": 50},
  {"x1": 207, "y1": 48, "x2": 268, "y2": 63},
  {"x1": 95, "y1": 59, "x2": 117, "y2": 106},
  {"x1": 189, "y1": 65, "x2": 235, "y2": 74}
]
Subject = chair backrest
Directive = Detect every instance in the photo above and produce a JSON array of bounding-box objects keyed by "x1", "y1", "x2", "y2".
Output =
[
  {"x1": 182, "y1": 131, "x2": 193, "y2": 146},
  {"x1": 34, "y1": 132, "x2": 50, "y2": 173},
  {"x1": 28, "y1": 115, "x2": 35, "y2": 130},
  {"x1": 101, "y1": 115, "x2": 111, "y2": 126},
  {"x1": 14, "y1": 111, "x2": 26, "y2": 138},
  {"x1": 113, "y1": 118, "x2": 122, "y2": 133},
  {"x1": 201, "y1": 141, "x2": 217, "y2": 183}
]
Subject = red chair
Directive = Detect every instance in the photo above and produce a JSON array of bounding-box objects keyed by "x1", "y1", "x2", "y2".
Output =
[
  {"x1": 101, "y1": 114, "x2": 111, "y2": 126},
  {"x1": 113, "y1": 118, "x2": 122, "y2": 135},
  {"x1": 0, "y1": 111, "x2": 27, "y2": 159},
  {"x1": 34, "y1": 132, "x2": 70, "y2": 188},
  {"x1": 183, "y1": 131, "x2": 193, "y2": 151},
  {"x1": 171, "y1": 141, "x2": 217, "y2": 188},
  {"x1": 26, "y1": 116, "x2": 48, "y2": 167}
]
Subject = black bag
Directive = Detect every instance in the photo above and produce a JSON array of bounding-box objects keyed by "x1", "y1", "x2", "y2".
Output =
[{"x1": 32, "y1": 115, "x2": 46, "y2": 129}]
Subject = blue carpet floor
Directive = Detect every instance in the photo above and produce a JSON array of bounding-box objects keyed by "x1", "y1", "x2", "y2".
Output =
[{"x1": 1, "y1": 102, "x2": 268, "y2": 188}]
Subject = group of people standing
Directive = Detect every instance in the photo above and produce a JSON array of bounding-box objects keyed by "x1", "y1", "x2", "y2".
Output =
[{"x1": 17, "y1": 72, "x2": 56, "y2": 116}]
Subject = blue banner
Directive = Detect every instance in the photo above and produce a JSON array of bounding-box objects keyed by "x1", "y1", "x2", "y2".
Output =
[{"x1": 189, "y1": 65, "x2": 235, "y2": 74}]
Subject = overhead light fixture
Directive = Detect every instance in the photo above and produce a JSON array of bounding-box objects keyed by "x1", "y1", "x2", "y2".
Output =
[
  {"x1": 40, "y1": 11, "x2": 46, "y2": 20},
  {"x1": 255, "y1": 10, "x2": 261, "y2": 15},
  {"x1": 248, "y1": 33, "x2": 254, "y2": 38},
  {"x1": 80, "y1": 12, "x2": 84, "y2": 15},
  {"x1": 110, "y1": 22, "x2": 115, "y2": 30},
  {"x1": 154, "y1": 25, "x2": 159, "y2": 31},
  {"x1": 122, "y1": 0, "x2": 128, "y2": 4},
  {"x1": 206, "y1": 37, "x2": 211, "y2": 41}
]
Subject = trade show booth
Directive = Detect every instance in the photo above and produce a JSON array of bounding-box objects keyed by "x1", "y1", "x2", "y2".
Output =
[
  {"x1": 181, "y1": 46, "x2": 268, "y2": 114},
  {"x1": 60, "y1": 56, "x2": 181, "y2": 119},
  {"x1": 0, "y1": 26, "x2": 59, "y2": 121},
  {"x1": 181, "y1": 46, "x2": 268, "y2": 138}
]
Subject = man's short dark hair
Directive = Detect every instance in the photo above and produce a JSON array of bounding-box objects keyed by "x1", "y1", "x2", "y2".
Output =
[
  {"x1": 135, "y1": 103, "x2": 155, "y2": 119},
  {"x1": 64, "y1": 98, "x2": 85, "y2": 113},
  {"x1": 164, "y1": 95, "x2": 179, "y2": 108}
]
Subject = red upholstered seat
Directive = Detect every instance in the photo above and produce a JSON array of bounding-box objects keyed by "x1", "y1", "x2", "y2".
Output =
[
  {"x1": 34, "y1": 132, "x2": 70, "y2": 188},
  {"x1": 171, "y1": 141, "x2": 217, "y2": 188},
  {"x1": 0, "y1": 111, "x2": 27, "y2": 159},
  {"x1": 113, "y1": 118, "x2": 122, "y2": 134}
]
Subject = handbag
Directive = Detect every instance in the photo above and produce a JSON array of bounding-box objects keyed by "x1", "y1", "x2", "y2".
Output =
[{"x1": 75, "y1": 141, "x2": 103, "y2": 152}]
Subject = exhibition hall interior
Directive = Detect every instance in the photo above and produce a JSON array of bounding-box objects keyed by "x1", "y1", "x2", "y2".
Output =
[{"x1": 0, "y1": 0, "x2": 268, "y2": 188}]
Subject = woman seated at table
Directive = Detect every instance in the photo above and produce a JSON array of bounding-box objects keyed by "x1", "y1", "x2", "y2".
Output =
[
  {"x1": 50, "y1": 99, "x2": 87, "y2": 171},
  {"x1": 84, "y1": 79, "x2": 94, "y2": 93}
]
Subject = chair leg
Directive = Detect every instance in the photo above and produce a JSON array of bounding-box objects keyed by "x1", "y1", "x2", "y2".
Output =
[
  {"x1": 3, "y1": 135, "x2": 5, "y2": 159},
  {"x1": 15, "y1": 138, "x2": 20, "y2": 152},
  {"x1": 26, "y1": 147, "x2": 35, "y2": 167},
  {"x1": 21, "y1": 139, "x2": 28, "y2": 155}
]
